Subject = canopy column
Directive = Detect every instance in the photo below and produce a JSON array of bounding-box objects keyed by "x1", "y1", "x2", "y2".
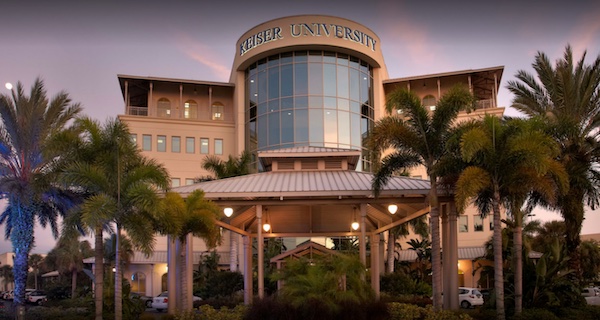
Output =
[
  {"x1": 448, "y1": 202, "x2": 459, "y2": 310},
  {"x1": 243, "y1": 235, "x2": 253, "y2": 304},
  {"x1": 370, "y1": 233, "x2": 380, "y2": 300},
  {"x1": 442, "y1": 205, "x2": 450, "y2": 309},
  {"x1": 257, "y1": 205, "x2": 264, "y2": 299},
  {"x1": 359, "y1": 204, "x2": 367, "y2": 267},
  {"x1": 167, "y1": 236, "x2": 177, "y2": 314}
]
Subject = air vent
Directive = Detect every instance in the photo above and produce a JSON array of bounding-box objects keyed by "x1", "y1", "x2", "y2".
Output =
[
  {"x1": 301, "y1": 160, "x2": 318, "y2": 170},
  {"x1": 324, "y1": 159, "x2": 342, "y2": 170},
  {"x1": 277, "y1": 160, "x2": 295, "y2": 171}
]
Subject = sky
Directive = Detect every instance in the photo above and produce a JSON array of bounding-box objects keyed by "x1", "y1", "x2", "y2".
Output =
[{"x1": 0, "y1": 0, "x2": 599, "y2": 253}]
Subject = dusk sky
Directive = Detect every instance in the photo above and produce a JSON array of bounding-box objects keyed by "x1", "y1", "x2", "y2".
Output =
[{"x1": 1, "y1": 0, "x2": 599, "y2": 253}]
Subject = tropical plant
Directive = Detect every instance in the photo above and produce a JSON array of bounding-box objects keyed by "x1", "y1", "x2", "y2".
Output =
[
  {"x1": 406, "y1": 238, "x2": 432, "y2": 283},
  {"x1": 60, "y1": 117, "x2": 169, "y2": 320},
  {"x1": 0, "y1": 78, "x2": 82, "y2": 316},
  {"x1": 579, "y1": 239, "x2": 600, "y2": 283},
  {"x1": 529, "y1": 220, "x2": 566, "y2": 252},
  {"x1": 45, "y1": 228, "x2": 93, "y2": 298},
  {"x1": 368, "y1": 84, "x2": 475, "y2": 310},
  {"x1": 506, "y1": 45, "x2": 600, "y2": 283},
  {"x1": 28, "y1": 254, "x2": 44, "y2": 290},
  {"x1": 272, "y1": 254, "x2": 373, "y2": 315},
  {"x1": 386, "y1": 215, "x2": 428, "y2": 274},
  {"x1": 200, "y1": 150, "x2": 251, "y2": 273},
  {"x1": 0, "y1": 264, "x2": 13, "y2": 291},
  {"x1": 155, "y1": 190, "x2": 221, "y2": 311},
  {"x1": 455, "y1": 115, "x2": 568, "y2": 319}
]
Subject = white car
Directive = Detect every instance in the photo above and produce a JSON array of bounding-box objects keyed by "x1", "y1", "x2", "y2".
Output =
[
  {"x1": 459, "y1": 287, "x2": 484, "y2": 308},
  {"x1": 27, "y1": 290, "x2": 46, "y2": 305},
  {"x1": 582, "y1": 287, "x2": 600, "y2": 297},
  {"x1": 152, "y1": 291, "x2": 201, "y2": 312}
]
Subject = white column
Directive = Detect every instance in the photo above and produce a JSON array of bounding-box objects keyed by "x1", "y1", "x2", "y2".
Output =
[
  {"x1": 167, "y1": 236, "x2": 177, "y2": 314},
  {"x1": 257, "y1": 205, "x2": 264, "y2": 299},
  {"x1": 186, "y1": 234, "x2": 193, "y2": 311},
  {"x1": 243, "y1": 236, "x2": 253, "y2": 304},
  {"x1": 370, "y1": 233, "x2": 380, "y2": 299},
  {"x1": 449, "y1": 202, "x2": 459, "y2": 310},
  {"x1": 442, "y1": 204, "x2": 450, "y2": 309}
]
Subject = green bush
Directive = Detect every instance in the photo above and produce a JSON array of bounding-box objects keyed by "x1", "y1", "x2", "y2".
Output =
[
  {"x1": 23, "y1": 306, "x2": 92, "y2": 320},
  {"x1": 197, "y1": 305, "x2": 246, "y2": 320},
  {"x1": 387, "y1": 303, "x2": 472, "y2": 320},
  {"x1": 381, "y1": 272, "x2": 432, "y2": 296},
  {"x1": 510, "y1": 308, "x2": 559, "y2": 320}
]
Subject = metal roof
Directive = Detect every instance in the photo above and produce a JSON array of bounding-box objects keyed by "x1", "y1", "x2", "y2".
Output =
[
  {"x1": 171, "y1": 170, "x2": 430, "y2": 199},
  {"x1": 83, "y1": 251, "x2": 231, "y2": 265},
  {"x1": 397, "y1": 246, "x2": 542, "y2": 261}
]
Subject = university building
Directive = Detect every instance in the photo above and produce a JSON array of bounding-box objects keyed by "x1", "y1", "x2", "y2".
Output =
[{"x1": 115, "y1": 15, "x2": 504, "y2": 305}]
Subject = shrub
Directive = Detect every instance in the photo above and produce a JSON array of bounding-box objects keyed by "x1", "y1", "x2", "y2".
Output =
[
  {"x1": 511, "y1": 308, "x2": 559, "y2": 320},
  {"x1": 381, "y1": 272, "x2": 432, "y2": 296},
  {"x1": 197, "y1": 305, "x2": 246, "y2": 320}
]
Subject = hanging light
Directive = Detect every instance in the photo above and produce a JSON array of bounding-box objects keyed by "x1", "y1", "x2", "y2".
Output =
[
  {"x1": 351, "y1": 206, "x2": 359, "y2": 230},
  {"x1": 263, "y1": 208, "x2": 271, "y2": 232},
  {"x1": 388, "y1": 204, "x2": 398, "y2": 214},
  {"x1": 224, "y1": 207, "x2": 233, "y2": 217}
]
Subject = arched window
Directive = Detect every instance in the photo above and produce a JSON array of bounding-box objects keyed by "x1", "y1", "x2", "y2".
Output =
[
  {"x1": 184, "y1": 100, "x2": 198, "y2": 119},
  {"x1": 131, "y1": 272, "x2": 146, "y2": 294},
  {"x1": 157, "y1": 98, "x2": 171, "y2": 118},
  {"x1": 212, "y1": 102, "x2": 224, "y2": 120},
  {"x1": 422, "y1": 95, "x2": 436, "y2": 111}
]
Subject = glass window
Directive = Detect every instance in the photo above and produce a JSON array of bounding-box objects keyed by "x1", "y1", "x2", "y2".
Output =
[
  {"x1": 157, "y1": 135, "x2": 166, "y2": 152},
  {"x1": 185, "y1": 179, "x2": 195, "y2": 186},
  {"x1": 184, "y1": 100, "x2": 198, "y2": 119},
  {"x1": 268, "y1": 112, "x2": 280, "y2": 146},
  {"x1": 142, "y1": 135, "x2": 152, "y2": 151},
  {"x1": 186, "y1": 137, "x2": 195, "y2": 153},
  {"x1": 212, "y1": 103, "x2": 224, "y2": 120},
  {"x1": 157, "y1": 98, "x2": 171, "y2": 118},
  {"x1": 171, "y1": 136, "x2": 180, "y2": 153},
  {"x1": 171, "y1": 178, "x2": 180, "y2": 187},
  {"x1": 130, "y1": 134, "x2": 137, "y2": 146},
  {"x1": 200, "y1": 138, "x2": 209, "y2": 154},
  {"x1": 308, "y1": 63, "x2": 323, "y2": 95},
  {"x1": 281, "y1": 111, "x2": 294, "y2": 144},
  {"x1": 474, "y1": 215, "x2": 484, "y2": 232},
  {"x1": 459, "y1": 215, "x2": 468, "y2": 233},
  {"x1": 294, "y1": 63, "x2": 308, "y2": 95},
  {"x1": 215, "y1": 139, "x2": 223, "y2": 155},
  {"x1": 489, "y1": 217, "x2": 494, "y2": 231},
  {"x1": 268, "y1": 66, "x2": 280, "y2": 100},
  {"x1": 130, "y1": 272, "x2": 146, "y2": 294},
  {"x1": 423, "y1": 95, "x2": 436, "y2": 107}
]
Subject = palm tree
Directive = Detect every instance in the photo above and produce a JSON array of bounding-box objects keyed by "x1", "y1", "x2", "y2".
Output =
[
  {"x1": 46, "y1": 229, "x2": 93, "y2": 298},
  {"x1": 28, "y1": 254, "x2": 44, "y2": 290},
  {"x1": 455, "y1": 115, "x2": 567, "y2": 319},
  {"x1": 0, "y1": 79, "x2": 82, "y2": 316},
  {"x1": 368, "y1": 84, "x2": 475, "y2": 310},
  {"x1": 61, "y1": 117, "x2": 169, "y2": 320},
  {"x1": 506, "y1": 45, "x2": 600, "y2": 282},
  {"x1": 155, "y1": 190, "x2": 221, "y2": 312},
  {"x1": 0, "y1": 265, "x2": 14, "y2": 292},
  {"x1": 201, "y1": 150, "x2": 251, "y2": 272},
  {"x1": 386, "y1": 216, "x2": 428, "y2": 273}
]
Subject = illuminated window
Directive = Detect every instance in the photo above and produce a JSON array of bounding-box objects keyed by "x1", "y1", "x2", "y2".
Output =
[
  {"x1": 157, "y1": 135, "x2": 166, "y2": 152},
  {"x1": 171, "y1": 178, "x2": 180, "y2": 187},
  {"x1": 184, "y1": 100, "x2": 198, "y2": 119},
  {"x1": 171, "y1": 136, "x2": 181, "y2": 153},
  {"x1": 489, "y1": 218, "x2": 494, "y2": 231},
  {"x1": 186, "y1": 137, "x2": 195, "y2": 153},
  {"x1": 200, "y1": 138, "x2": 209, "y2": 154},
  {"x1": 212, "y1": 103, "x2": 224, "y2": 120},
  {"x1": 185, "y1": 178, "x2": 195, "y2": 186},
  {"x1": 474, "y1": 215, "x2": 484, "y2": 232},
  {"x1": 459, "y1": 215, "x2": 468, "y2": 233},
  {"x1": 130, "y1": 134, "x2": 137, "y2": 146},
  {"x1": 215, "y1": 139, "x2": 223, "y2": 155},
  {"x1": 142, "y1": 135, "x2": 152, "y2": 151},
  {"x1": 423, "y1": 95, "x2": 436, "y2": 110},
  {"x1": 157, "y1": 98, "x2": 171, "y2": 118},
  {"x1": 130, "y1": 272, "x2": 146, "y2": 294}
]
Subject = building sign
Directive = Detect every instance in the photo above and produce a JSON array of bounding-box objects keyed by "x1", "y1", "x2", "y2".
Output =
[{"x1": 239, "y1": 22, "x2": 377, "y2": 56}]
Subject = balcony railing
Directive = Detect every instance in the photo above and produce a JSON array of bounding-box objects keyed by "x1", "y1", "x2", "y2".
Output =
[
  {"x1": 127, "y1": 106, "x2": 148, "y2": 116},
  {"x1": 476, "y1": 99, "x2": 494, "y2": 109}
]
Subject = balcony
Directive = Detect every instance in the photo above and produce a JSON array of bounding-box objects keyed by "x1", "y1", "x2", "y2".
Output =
[
  {"x1": 476, "y1": 99, "x2": 494, "y2": 109},
  {"x1": 127, "y1": 106, "x2": 148, "y2": 116}
]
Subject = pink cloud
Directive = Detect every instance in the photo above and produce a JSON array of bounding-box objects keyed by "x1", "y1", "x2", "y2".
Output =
[
  {"x1": 174, "y1": 32, "x2": 231, "y2": 82},
  {"x1": 569, "y1": 5, "x2": 600, "y2": 59}
]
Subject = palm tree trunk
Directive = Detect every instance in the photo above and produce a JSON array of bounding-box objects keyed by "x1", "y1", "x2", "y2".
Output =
[
  {"x1": 71, "y1": 270, "x2": 78, "y2": 299},
  {"x1": 563, "y1": 191, "x2": 585, "y2": 284},
  {"x1": 180, "y1": 239, "x2": 188, "y2": 311},
  {"x1": 429, "y1": 186, "x2": 442, "y2": 311},
  {"x1": 230, "y1": 231, "x2": 238, "y2": 272},
  {"x1": 514, "y1": 218, "x2": 523, "y2": 315},
  {"x1": 492, "y1": 194, "x2": 505, "y2": 320},
  {"x1": 94, "y1": 225, "x2": 103, "y2": 320},
  {"x1": 115, "y1": 225, "x2": 122, "y2": 320},
  {"x1": 387, "y1": 231, "x2": 395, "y2": 274},
  {"x1": 11, "y1": 202, "x2": 35, "y2": 320}
]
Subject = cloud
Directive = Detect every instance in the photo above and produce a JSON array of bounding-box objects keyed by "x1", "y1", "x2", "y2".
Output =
[
  {"x1": 174, "y1": 32, "x2": 231, "y2": 82},
  {"x1": 569, "y1": 5, "x2": 600, "y2": 59}
]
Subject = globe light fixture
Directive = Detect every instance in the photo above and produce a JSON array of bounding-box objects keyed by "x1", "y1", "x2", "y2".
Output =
[
  {"x1": 263, "y1": 222, "x2": 271, "y2": 232},
  {"x1": 224, "y1": 207, "x2": 233, "y2": 217},
  {"x1": 388, "y1": 204, "x2": 398, "y2": 214},
  {"x1": 351, "y1": 206, "x2": 359, "y2": 230},
  {"x1": 351, "y1": 221, "x2": 359, "y2": 231}
]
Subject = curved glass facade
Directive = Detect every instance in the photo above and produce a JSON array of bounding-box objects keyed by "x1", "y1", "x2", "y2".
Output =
[{"x1": 245, "y1": 50, "x2": 374, "y2": 171}]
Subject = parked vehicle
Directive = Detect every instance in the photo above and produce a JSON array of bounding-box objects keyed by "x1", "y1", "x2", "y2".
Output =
[
  {"x1": 459, "y1": 287, "x2": 484, "y2": 308},
  {"x1": 3, "y1": 291, "x2": 13, "y2": 300},
  {"x1": 26, "y1": 290, "x2": 46, "y2": 305},
  {"x1": 152, "y1": 291, "x2": 201, "y2": 312},
  {"x1": 130, "y1": 292, "x2": 153, "y2": 308},
  {"x1": 582, "y1": 287, "x2": 600, "y2": 297}
]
